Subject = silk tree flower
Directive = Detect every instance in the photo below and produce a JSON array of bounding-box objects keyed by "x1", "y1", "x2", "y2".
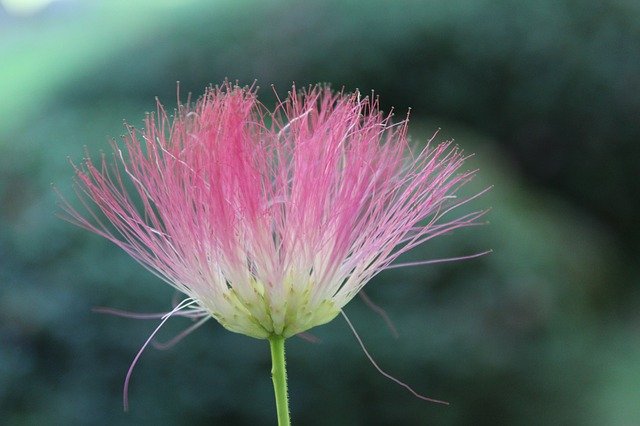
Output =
[{"x1": 60, "y1": 83, "x2": 485, "y2": 424}]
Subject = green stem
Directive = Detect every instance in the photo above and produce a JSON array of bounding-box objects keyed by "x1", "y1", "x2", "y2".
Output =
[{"x1": 269, "y1": 335, "x2": 291, "y2": 426}]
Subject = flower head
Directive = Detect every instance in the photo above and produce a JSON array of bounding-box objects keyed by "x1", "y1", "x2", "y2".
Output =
[{"x1": 62, "y1": 83, "x2": 482, "y2": 339}]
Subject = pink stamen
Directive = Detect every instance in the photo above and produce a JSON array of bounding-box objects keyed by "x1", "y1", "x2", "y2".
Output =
[
  {"x1": 123, "y1": 298, "x2": 197, "y2": 411},
  {"x1": 59, "y1": 82, "x2": 488, "y2": 408},
  {"x1": 358, "y1": 291, "x2": 399, "y2": 338},
  {"x1": 386, "y1": 249, "x2": 493, "y2": 270},
  {"x1": 152, "y1": 316, "x2": 210, "y2": 350},
  {"x1": 341, "y1": 311, "x2": 449, "y2": 405}
]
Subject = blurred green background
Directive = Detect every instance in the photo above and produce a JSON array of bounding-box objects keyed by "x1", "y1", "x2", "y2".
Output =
[{"x1": 1, "y1": 0, "x2": 639, "y2": 424}]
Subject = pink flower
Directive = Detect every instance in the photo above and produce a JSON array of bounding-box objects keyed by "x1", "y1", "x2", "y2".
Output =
[{"x1": 62, "y1": 83, "x2": 483, "y2": 340}]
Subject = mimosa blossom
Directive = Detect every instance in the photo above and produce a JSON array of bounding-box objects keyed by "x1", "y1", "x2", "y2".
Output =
[{"x1": 62, "y1": 83, "x2": 483, "y2": 340}]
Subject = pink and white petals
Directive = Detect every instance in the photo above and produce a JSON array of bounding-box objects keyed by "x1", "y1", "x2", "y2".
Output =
[{"x1": 61, "y1": 83, "x2": 482, "y2": 339}]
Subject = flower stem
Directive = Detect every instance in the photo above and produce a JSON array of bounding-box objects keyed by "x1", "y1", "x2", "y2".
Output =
[{"x1": 269, "y1": 335, "x2": 291, "y2": 426}]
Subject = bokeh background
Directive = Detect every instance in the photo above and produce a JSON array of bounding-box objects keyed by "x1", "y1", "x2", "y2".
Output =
[{"x1": 1, "y1": 0, "x2": 639, "y2": 424}]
